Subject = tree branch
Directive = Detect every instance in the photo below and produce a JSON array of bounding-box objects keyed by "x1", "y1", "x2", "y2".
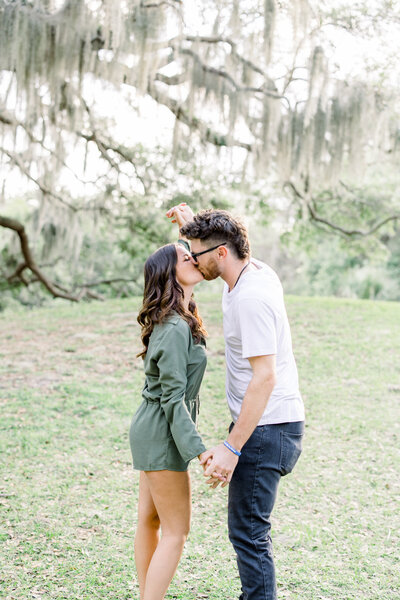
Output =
[
  {"x1": 284, "y1": 181, "x2": 400, "y2": 237},
  {"x1": 79, "y1": 100, "x2": 150, "y2": 194},
  {"x1": 6, "y1": 262, "x2": 29, "y2": 284},
  {"x1": 0, "y1": 109, "x2": 106, "y2": 191},
  {"x1": 178, "y1": 47, "x2": 289, "y2": 106},
  {"x1": 179, "y1": 35, "x2": 276, "y2": 84},
  {"x1": 147, "y1": 83, "x2": 252, "y2": 151},
  {"x1": 0, "y1": 217, "x2": 140, "y2": 300},
  {"x1": 0, "y1": 147, "x2": 77, "y2": 212},
  {"x1": 73, "y1": 277, "x2": 139, "y2": 288},
  {"x1": 154, "y1": 71, "x2": 189, "y2": 86},
  {"x1": 0, "y1": 215, "x2": 80, "y2": 301}
]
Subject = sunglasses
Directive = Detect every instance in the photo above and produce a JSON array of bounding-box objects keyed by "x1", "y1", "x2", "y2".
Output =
[{"x1": 191, "y1": 243, "x2": 227, "y2": 262}]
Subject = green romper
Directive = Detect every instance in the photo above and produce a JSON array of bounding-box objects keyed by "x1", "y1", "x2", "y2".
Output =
[{"x1": 129, "y1": 313, "x2": 207, "y2": 471}]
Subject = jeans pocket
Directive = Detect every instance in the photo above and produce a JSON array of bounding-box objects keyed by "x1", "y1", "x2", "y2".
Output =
[{"x1": 279, "y1": 431, "x2": 303, "y2": 476}]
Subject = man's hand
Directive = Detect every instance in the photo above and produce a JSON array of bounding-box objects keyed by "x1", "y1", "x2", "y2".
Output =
[
  {"x1": 200, "y1": 443, "x2": 239, "y2": 488},
  {"x1": 165, "y1": 203, "x2": 194, "y2": 228}
]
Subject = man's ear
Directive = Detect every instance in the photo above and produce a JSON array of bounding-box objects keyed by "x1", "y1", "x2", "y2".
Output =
[{"x1": 218, "y1": 245, "x2": 228, "y2": 259}]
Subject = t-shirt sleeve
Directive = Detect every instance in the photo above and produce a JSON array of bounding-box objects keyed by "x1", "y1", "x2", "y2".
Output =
[
  {"x1": 154, "y1": 323, "x2": 206, "y2": 462},
  {"x1": 238, "y1": 297, "x2": 278, "y2": 359}
]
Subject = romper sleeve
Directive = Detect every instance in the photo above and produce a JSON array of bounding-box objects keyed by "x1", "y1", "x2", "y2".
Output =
[{"x1": 155, "y1": 321, "x2": 206, "y2": 463}]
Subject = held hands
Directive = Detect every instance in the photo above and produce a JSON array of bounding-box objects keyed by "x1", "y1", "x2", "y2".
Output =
[
  {"x1": 165, "y1": 202, "x2": 194, "y2": 229},
  {"x1": 199, "y1": 444, "x2": 239, "y2": 489}
]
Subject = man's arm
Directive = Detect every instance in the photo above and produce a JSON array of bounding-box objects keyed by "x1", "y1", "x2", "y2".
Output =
[{"x1": 201, "y1": 354, "x2": 277, "y2": 486}]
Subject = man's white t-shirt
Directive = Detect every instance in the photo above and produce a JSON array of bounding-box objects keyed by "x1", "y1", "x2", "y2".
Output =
[{"x1": 222, "y1": 258, "x2": 305, "y2": 425}]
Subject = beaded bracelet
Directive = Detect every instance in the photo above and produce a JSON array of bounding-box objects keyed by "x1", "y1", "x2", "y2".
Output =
[{"x1": 223, "y1": 440, "x2": 241, "y2": 457}]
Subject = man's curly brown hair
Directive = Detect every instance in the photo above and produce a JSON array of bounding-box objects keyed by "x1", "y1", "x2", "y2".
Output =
[{"x1": 180, "y1": 209, "x2": 250, "y2": 259}]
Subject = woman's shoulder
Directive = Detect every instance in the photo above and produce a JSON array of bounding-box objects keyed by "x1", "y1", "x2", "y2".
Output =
[
  {"x1": 148, "y1": 315, "x2": 191, "y2": 359},
  {"x1": 152, "y1": 312, "x2": 190, "y2": 340}
]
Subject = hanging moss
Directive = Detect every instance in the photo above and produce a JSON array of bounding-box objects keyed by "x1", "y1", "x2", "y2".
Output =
[
  {"x1": 0, "y1": 0, "x2": 398, "y2": 210},
  {"x1": 312, "y1": 101, "x2": 327, "y2": 171},
  {"x1": 264, "y1": 0, "x2": 276, "y2": 65},
  {"x1": 290, "y1": 109, "x2": 305, "y2": 173},
  {"x1": 292, "y1": 0, "x2": 310, "y2": 41}
]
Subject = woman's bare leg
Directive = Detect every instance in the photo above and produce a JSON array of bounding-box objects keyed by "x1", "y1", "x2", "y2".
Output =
[
  {"x1": 142, "y1": 470, "x2": 191, "y2": 600},
  {"x1": 134, "y1": 472, "x2": 161, "y2": 599}
]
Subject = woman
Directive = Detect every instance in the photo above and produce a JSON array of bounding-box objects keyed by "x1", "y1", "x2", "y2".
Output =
[{"x1": 130, "y1": 241, "x2": 209, "y2": 600}]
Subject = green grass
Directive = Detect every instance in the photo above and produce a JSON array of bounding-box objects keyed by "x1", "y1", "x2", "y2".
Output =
[{"x1": 1, "y1": 293, "x2": 399, "y2": 599}]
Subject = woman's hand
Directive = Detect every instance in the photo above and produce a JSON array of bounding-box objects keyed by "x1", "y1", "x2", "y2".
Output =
[
  {"x1": 198, "y1": 451, "x2": 210, "y2": 463},
  {"x1": 199, "y1": 448, "x2": 229, "y2": 488},
  {"x1": 198, "y1": 451, "x2": 226, "y2": 488},
  {"x1": 166, "y1": 203, "x2": 194, "y2": 228}
]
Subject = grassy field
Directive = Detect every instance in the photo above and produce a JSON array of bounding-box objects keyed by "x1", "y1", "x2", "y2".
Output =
[{"x1": 1, "y1": 291, "x2": 399, "y2": 600}]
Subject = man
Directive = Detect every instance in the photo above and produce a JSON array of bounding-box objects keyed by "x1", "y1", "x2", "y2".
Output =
[{"x1": 167, "y1": 204, "x2": 305, "y2": 600}]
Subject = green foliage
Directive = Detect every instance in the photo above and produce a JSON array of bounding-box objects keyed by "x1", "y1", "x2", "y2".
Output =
[
  {"x1": 276, "y1": 170, "x2": 400, "y2": 300},
  {"x1": 279, "y1": 220, "x2": 400, "y2": 301},
  {"x1": 0, "y1": 145, "x2": 248, "y2": 309}
]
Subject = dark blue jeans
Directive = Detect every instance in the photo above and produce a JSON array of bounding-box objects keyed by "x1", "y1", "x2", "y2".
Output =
[{"x1": 228, "y1": 421, "x2": 304, "y2": 600}]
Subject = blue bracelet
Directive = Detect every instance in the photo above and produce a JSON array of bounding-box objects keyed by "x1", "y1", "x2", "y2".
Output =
[{"x1": 224, "y1": 440, "x2": 241, "y2": 457}]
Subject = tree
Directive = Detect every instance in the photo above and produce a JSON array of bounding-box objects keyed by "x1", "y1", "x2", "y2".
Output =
[{"x1": 1, "y1": 0, "x2": 399, "y2": 301}]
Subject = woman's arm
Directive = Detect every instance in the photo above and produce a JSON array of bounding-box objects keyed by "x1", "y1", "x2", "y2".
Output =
[
  {"x1": 165, "y1": 203, "x2": 195, "y2": 242},
  {"x1": 155, "y1": 322, "x2": 206, "y2": 462}
]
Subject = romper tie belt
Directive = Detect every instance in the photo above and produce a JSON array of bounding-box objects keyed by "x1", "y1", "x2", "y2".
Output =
[
  {"x1": 187, "y1": 394, "x2": 200, "y2": 416},
  {"x1": 144, "y1": 394, "x2": 200, "y2": 415}
]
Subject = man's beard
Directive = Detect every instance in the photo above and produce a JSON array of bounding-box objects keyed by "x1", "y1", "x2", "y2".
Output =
[{"x1": 197, "y1": 258, "x2": 221, "y2": 281}]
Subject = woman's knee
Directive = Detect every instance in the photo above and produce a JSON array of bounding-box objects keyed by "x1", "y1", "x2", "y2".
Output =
[
  {"x1": 181, "y1": 522, "x2": 190, "y2": 539},
  {"x1": 163, "y1": 530, "x2": 189, "y2": 548},
  {"x1": 139, "y1": 509, "x2": 161, "y2": 530},
  {"x1": 162, "y1": 518, "x2": 190, "y2": 541}
]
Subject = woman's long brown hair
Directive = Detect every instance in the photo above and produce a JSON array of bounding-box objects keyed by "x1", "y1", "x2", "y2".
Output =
[{"x1": 137, "y1": 243, "x2": 207, "y2": 358}]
